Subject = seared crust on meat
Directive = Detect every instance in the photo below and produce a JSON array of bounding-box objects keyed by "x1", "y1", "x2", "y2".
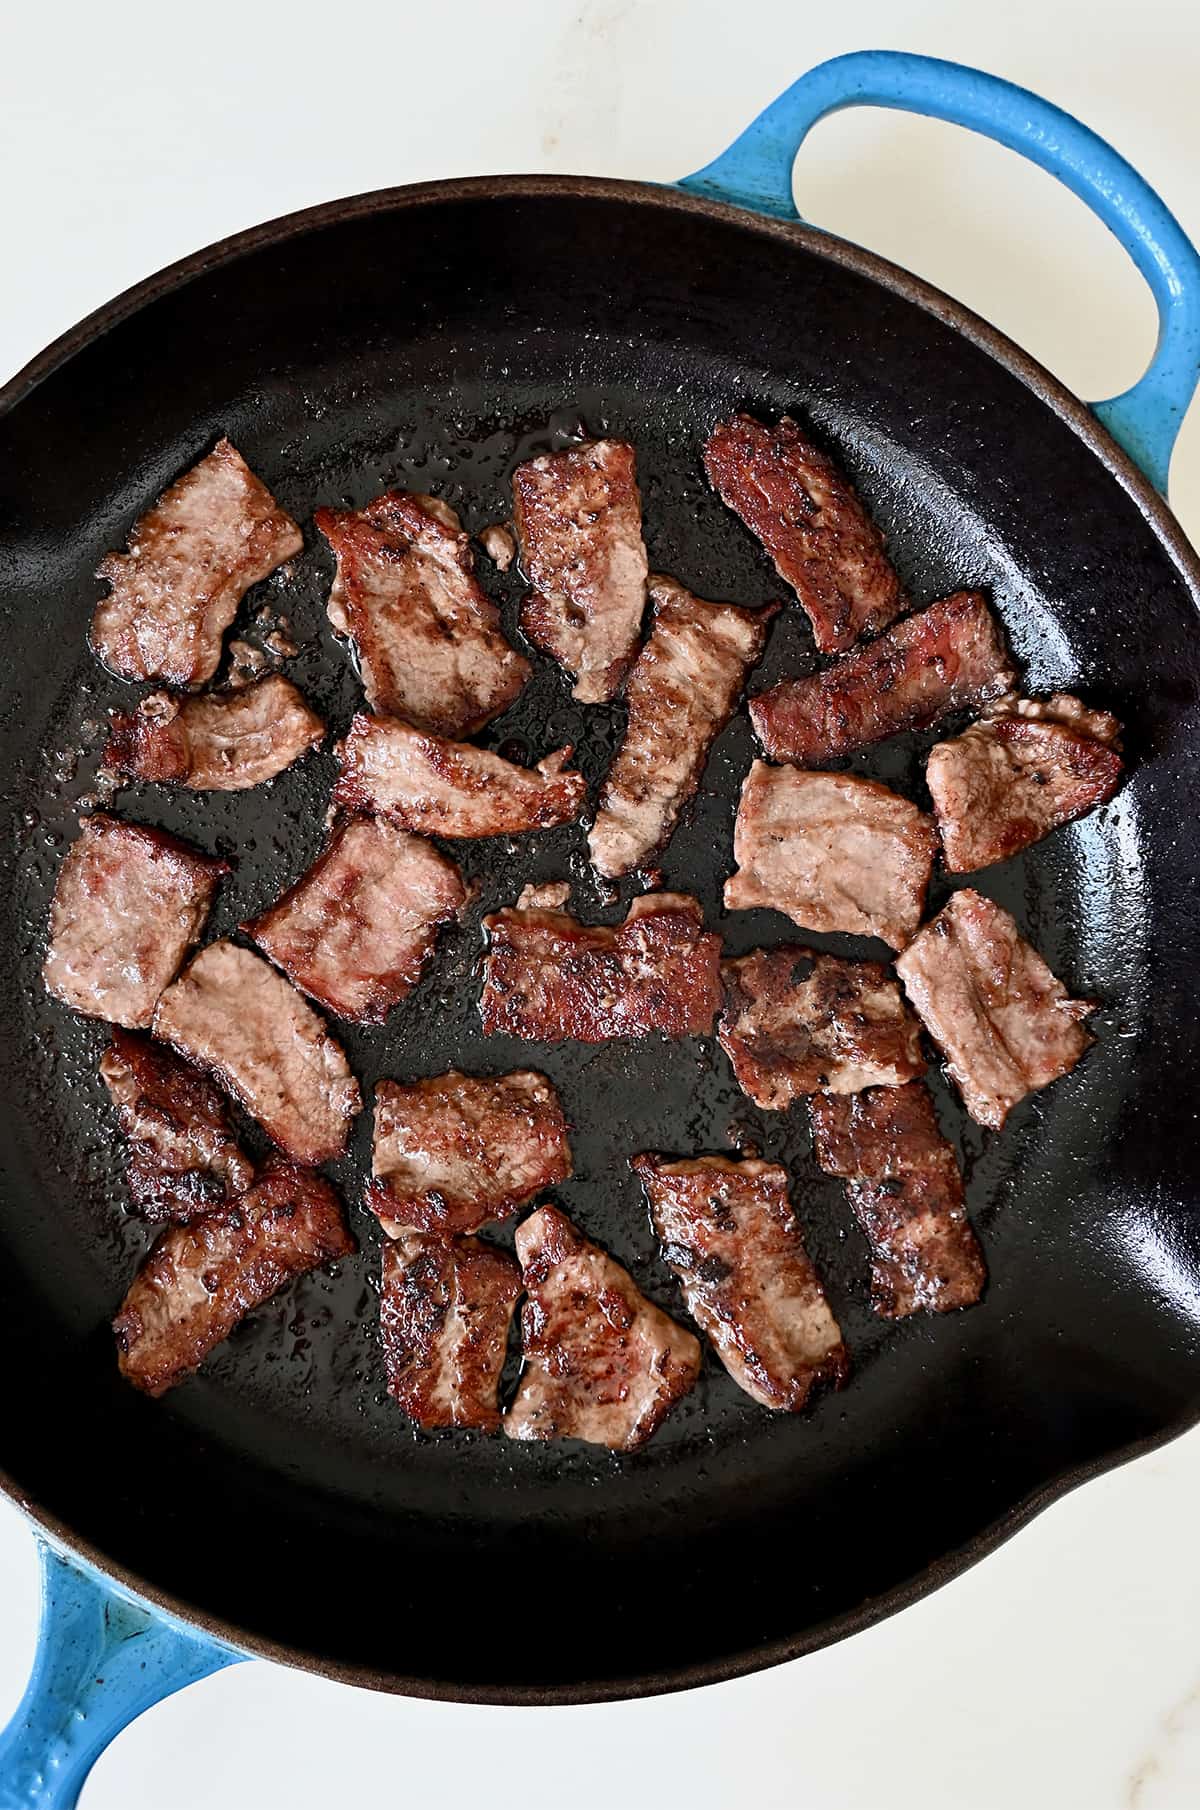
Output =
[
  {"x1": 703, "y1": 414, "x2": 905, "y2": 653},
  {"x1": 366, "y1": 1070, "x2": 572, "y2": 1237},
  {"x1": 100, "y1": 1030, "x2": 254, "y2": 1221},
  {"x1": 114, "y1": 1157, "x2": 354, "y2": 1396},
  {"x1": 104, "y1": 675, "x2": 324, "y2": 791},
  {"x1": 588, "y1": 575, "x2": 777, "y2": 878},
  {"x1": 513, "y1": 439, "x2": 649, "y2": 702},
  {"x1": 380, "y1": 1234, "x2": 521, "y2": 1432},
  {"x1": 719, "y1": 946, "x2": 925, "y2": 1108},
  {"x1": 811, "y1": 1082, "x2": 986, "y2": 1317},
  {"x1": 750, "y1": 590, "x2": 1015, "y2": 764},
  {"x1": 246, "y1": 818, "x2": 468, "y2": 1024},
  {"x1": 927, "y1": 692, "x2": 1123, "y2": 871},
  {"x1": 332, "y1": 712, "x2": 586, "y2": 837},
  {"x1": 479, "y1": 892, "x2": 723, "y2": 1043},
  {"x1": 43, "y1": 814, "x2": 226, "y2": 1029},
  {"x1": 505, "y1": 1205, "x2": 701, "y2": 1449},
  {"x1": 317, "y1": 490, "x2": 529, "y2": 734},
  {"x1": 724, "y1": 763, "x2": 936, "y2": 950},
  {"x1": 896, "y1": 890, "x2": 1094, "y2": 1129},
  {"x1": 91, "y1": 439, "x2": 301, "y2": 688},
  {"x1": 633, "y1": 1153, "x2": 847, "y2": 1410}
]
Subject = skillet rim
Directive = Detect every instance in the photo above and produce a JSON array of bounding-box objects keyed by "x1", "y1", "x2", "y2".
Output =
[{"x1": 2, "y1": 171, "x2": 1199, "y2": 1705}]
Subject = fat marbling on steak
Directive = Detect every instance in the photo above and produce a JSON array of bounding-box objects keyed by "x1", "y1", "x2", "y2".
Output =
[
  {"x1": 100, "y1": 1029, "x2": 254, "y2": 1221},
  {"x1": 104, "y1": 675, "x2": 324, "y2": 791},
  {"x1": 380, "y1": 1233, "x2": 521, "y2": 1432}
]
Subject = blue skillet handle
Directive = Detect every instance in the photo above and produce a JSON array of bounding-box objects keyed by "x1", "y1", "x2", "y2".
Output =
[
  {"x1": 679, "y1": 49, "x2": 1200, "y2": 494},
  {"x1": 0, "y1": 1540, "x2": 244, "y2": 1810}
]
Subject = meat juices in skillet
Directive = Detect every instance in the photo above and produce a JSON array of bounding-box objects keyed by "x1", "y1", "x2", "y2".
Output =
[
  {"x1": 702, "y1": 414, "x2": 905, "y2": 654},
  {"x1": 331, "y1": 712, "x2": 586, "y2": 838},
  {"x1": 479, "y1": 892, "x2": 723, "y2": 1042},
  {"x1": 100, "y1": 1030, "x2": 254, "y2": 1222},
  {"x1": 718, "y1": 946, "x2": 925, "y2": 1109},
  {"x1": 114, "y1": 1158, "x2": 355, "y2": 1397},
  {"x1": 811, "y1": 1082, "x2": 986, "y2": 1317},
  {"x1": 926, "y1": 692, "x2": 1123, "y2": 872},
  {"x1": 725, "y1": 763, "x2": 936, "y2": 950},
  {"x1": 632, "y1": 1154, "x2": 848, "y2": 1411},
  {"x1": 104, "y1": 674, "x2": 325, "y2": 792},
  {"x1": 750, "y1": 589, "x2": 1016, "y2": 764},
  {"x1": 316, "y1": 490, "x2": 530, "y2": 735},
  {"x1": 506, "y1": 1205, "x2": 701, "y2": 1450},
  {"x1": 588, "y1": 576, "x2": 777, "y2": 879},
  {"x1": 153, "y1": 941, "x2": 361, "y2": 1165},
  {"x1": 43, "y1": 814, "x2": 227, "y2": 1029},
  {"x1": 91, "y1": 438, "x2": 302, "y2": 689},
  {"x1": 896, "y1": 889, "x2": 1095, "y2": 1130},
  {"x1": 512, "y1": 439, "x2": 649, "y2": 703},
  {"x1": 380, "y1": 1234, "x2": 522, "y2": 1433},
  {"x1": 245, "y1": 817, "x2": 468, "y2": 1024},
  {"x1": 366, "y1": 1070, "x2": 572, "y2": 1238}
]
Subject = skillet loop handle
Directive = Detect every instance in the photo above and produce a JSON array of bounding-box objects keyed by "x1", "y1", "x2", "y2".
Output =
[
  {"x1": 0, "y1": 1540, "x2": 243, "y2": 1810},
  {"x1": 679, "y1": 49, "x2": 1200, "y2": 494}
]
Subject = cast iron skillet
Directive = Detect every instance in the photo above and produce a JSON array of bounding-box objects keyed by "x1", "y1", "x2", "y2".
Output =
[{"x1": 1, "y1": 51, "x2": 1200, "y2": 1751}]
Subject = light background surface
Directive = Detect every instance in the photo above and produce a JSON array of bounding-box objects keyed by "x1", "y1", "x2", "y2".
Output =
[{"x1": 2, "y1": 3, "x2": 1199, "y2": 1805}]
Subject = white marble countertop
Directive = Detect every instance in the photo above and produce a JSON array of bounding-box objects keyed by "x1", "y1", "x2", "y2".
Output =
[{"x1": 2, "y1": 4, "x2": 1199, "y2": 1805}]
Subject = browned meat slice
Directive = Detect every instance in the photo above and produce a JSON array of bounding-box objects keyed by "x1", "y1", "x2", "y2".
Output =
[
  {"x1": 100, "y1": 1029, "x2": 254, "y2": 1221},
  {"x1": 316, "y1": 490, "x2": 529, "y2": 734},
  {"x1": 703, "y1": 414, "x2": 904, "y2": 654},
  {"x1": 725, "y1": 763, "x2": 936, "y2": 950},
  {"x1": 366, "y1": 1070, "x2": 572, "y2": 1237},
  {"x1": 245, "y1": 818, "x2": 467, "y2": 1024},
  {"x1": 588, "y1": 576, "x2": 777, "y2": 878},
  {"x1": 153, "y1": 942, "x2": 361, "y2": 1164},
  {"x1": 896, "y1": 889, "x2": 1094, "y2": 1129},
  {"x1": 811, "y1": 1082, "x2": 986, "y2": 1316},
  {"x1": 103, "y1": 675, "x2": 324, "y2": 792},
  {"x1": 331, "y1": 712, "x2": 585, "y2": 837},
  {"x1": 43, "y1": 815, "x2": 225, "y2": 1029},
  {"x1": 750, "y1": 590, "x2": 1016, "y2": 763},
  {"x1": 512, "y1": 439, "x2": 649, "y2": 702},
  {"x1": 380, "y1": 1234, "x2": 521, "y2": 1432},
  {"x1": 114, "y1": 1158, "x2": 354, "y2": 1396},
  {"x1": 479, "y1": 892, "x2": 722, "y2": 1043},
  {"x1": 927, "y1": 693, "x2": 1124, "y2": 872},
  {"x1": 505, "y1": 1205, "x2": 700, "y2": 1449},
  {"x1": 632, "y1": 1154, "x2": 847, "y2": 1409},
  {"x1": 719, "y1": 945, "x2": 925, "y2": 1109},
  {"x1": 91, "y1": 439, "x2": 302, "y2": 688}
]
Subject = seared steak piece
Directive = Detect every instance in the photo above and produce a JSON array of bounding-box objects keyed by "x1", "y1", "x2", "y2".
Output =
[
  {"x1": 91, "y1": 439, "x2": 301, "y2": 688},
  {"x1": 703, "y1": 414, "x2": 905, "y2": 653},
  {"x1": 588, "y1": 576, "x2": 777, "y2": 878},
  {"x1": 513, "y1": 439, "x2": 649, "y2": 702},
  {"x1": 750, "y1": 590, "x2": 1015, "y2": 764},
  {"x1": 505, "y1": 1205, "x2": 701, "y2": 1449},
  {"x1": 316, "y1": 490, "x2": 529, "y2": 734},
  {"x1": 719, "y1": 946, "x2": 925, "y2": 1109},
  {"x1": 104, "y1": 675, "x2": 324, "y2": 791},
  {"x1": 367, "y1": 1070, "x2": 572, "y2": 1237},
  {"x1": 332, "y1": 713, "x2": 585, "y2": 838},
  {"x1": 246, "y1": 819, "x2": 467, "y2": 1024},
  {"x1": 380, "y1": 1234, "x2": 521, "y2": 1432},
  {"x1": 927, "y1": 692, "x2": 1123, "y2": 872},
  {"x1": 479, "y1": 892, "x2": 723, "y2": 1043},
  {"x1": 724, "y1": 762, "x2": 936, "y2": 950},
  {"x1": 896, "y1": 889, "x2": 1094, "y2": 1129},
  {"x1": 633, "y1": 1154, "x2": 848, "y2": 1410},
  {"x1": 153, "y1": 942, "x2": 361, "y2": 1164},
  {"x1": 811, "y1": 1082, "x2": 986, "y2": 1317},
  {"x1": 43, "y1": 814, "x2": 225, "y2": 1029},
  {"x1": 100, "y1": 1030, "x2": 254, "y2": 1221},
  {"x1": 114, "y1": 1158, "x2": 354, "y2": 1396}
]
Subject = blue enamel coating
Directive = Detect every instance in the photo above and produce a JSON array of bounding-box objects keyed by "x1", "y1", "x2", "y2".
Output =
[
  {"x1": 680, "y1": 50, "x2": 1200, "y2": 493},
  {"x1": 0, "y1": 1542, "x2": 243, "y2": 1810}
]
